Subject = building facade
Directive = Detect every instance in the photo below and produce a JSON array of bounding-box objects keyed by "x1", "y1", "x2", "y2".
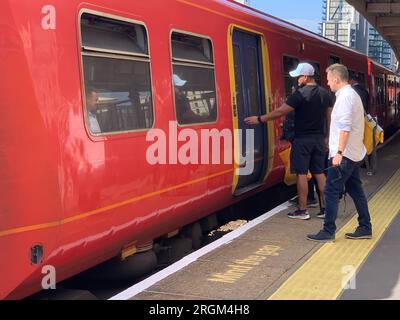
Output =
[
  {"x1": 368, "y1": 26, "x2": 396, "y2": 68},
  {"x1": 322, "y1": 0, "x2": 369, "y2": 54},
  {"x1": 322, "y1": 0, "x2": 398, "y2": 71}
]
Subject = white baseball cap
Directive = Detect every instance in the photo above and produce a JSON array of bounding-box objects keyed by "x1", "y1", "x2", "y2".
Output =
[
  {"x1": 289, "y1": 63, "x2": 315, "y2": 78},
  {"x1": 173, "y1": 74, "x2": 187, "y2": 87}
]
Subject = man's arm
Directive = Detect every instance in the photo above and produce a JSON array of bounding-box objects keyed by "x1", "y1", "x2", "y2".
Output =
[
  {"x1": 332, "y1": 130, "x2": 350, "y2": 166},
  {"x1": 244, "y1": 103, "x2": 294, "y2": 125}
]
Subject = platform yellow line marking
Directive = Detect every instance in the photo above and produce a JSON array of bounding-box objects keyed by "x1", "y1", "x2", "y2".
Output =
[{"x1": 268, "y1": 169, "x2": 400, "y2": 300}]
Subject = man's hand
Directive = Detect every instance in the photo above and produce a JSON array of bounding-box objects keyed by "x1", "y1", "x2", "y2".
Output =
[
  {"x1": 332, "y1": 154, "x2": 343, "y2": 167},
  {"x1": 244, "y1": 116, "x2": 260, "y2": 125}
]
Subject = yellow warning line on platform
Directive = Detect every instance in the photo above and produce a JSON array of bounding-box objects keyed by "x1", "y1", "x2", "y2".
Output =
[{"x1": 268, "y1": 169, "x2": 400, "y2": 300}]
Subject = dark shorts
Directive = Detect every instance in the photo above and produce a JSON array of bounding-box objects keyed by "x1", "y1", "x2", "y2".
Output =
[{"x1": 290, "y1": 136, "x2": 327, "y2": 175}]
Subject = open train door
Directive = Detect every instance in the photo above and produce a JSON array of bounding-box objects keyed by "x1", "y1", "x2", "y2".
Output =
[{"x1": 229, "y1": 27, "x2": 274, "y2": 196}]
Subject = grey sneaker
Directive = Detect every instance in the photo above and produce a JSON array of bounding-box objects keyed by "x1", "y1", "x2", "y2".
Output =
[
  {"x1": 307, "y1": 230, "x2": 335, "y2": 243},
  {"x1": 288, "y1": 209, "x2": 310, "y2": 220},
  {"x1": 345, "y1": 227, "x2": 372, "y2": 240}
]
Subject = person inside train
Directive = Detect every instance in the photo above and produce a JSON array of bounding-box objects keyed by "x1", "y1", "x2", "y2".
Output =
[
  {"x1": 173, "y1": 74, "x2": 204, "y2": 124},
  {"x1": 307, "y1": 64, "x2": 372, "y2": 242},
  {"x1": 349, "y1": 73, "x2": 369, "y2": 113},
  {"x1": 85, "y1": 86, "x2": 101, "y2": 134},
  {"x1": 349, "y1": 74, "x2": 376, "y2": 173},
  {"x1": 245, "y1": 62, "x2": 333, "y2": 221}
]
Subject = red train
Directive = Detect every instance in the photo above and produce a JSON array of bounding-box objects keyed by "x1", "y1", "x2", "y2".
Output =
[{"x1": 1, "y1": 0, "x2": 399, "y2": 299}]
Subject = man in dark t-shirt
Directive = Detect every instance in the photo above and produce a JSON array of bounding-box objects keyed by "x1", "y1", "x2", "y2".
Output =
[
  {"x1": 245, "y1": 62, "x2": 332, "y2": 220},
  {"x1": 286, "y1": 85, "x2": 332, "y2": 137},
  {"x1": 349, "y1": 74, "x2": 369, "y2": 113}
]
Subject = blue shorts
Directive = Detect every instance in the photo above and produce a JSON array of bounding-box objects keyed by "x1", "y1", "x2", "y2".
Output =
[{"x1": 290, "y1": 136, "x2": 327, "y2": 175}]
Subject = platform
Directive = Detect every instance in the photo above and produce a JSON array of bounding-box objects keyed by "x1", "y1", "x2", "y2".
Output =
[{"x1": 111, "y1": 131, "x2": 400, "y2": 301}]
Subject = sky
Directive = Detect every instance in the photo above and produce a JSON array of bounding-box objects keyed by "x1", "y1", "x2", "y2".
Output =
[{"x1": 249, "y1": 0, "x2": 323, "y2": 33}]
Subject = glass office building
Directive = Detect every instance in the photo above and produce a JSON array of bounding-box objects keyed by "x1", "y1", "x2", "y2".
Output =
[{"x1": 322, "y1": 0, "x2": 398, "y2": 71}]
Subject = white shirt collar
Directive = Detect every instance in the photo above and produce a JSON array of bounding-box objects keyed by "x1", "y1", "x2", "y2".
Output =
[{"x1": 335, "y1": 84, "x2": 351, "y2": 97}]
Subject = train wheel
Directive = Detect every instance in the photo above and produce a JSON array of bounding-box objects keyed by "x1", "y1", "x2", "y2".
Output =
[
  {"x1": 155, "y1": 237, "x2": 193, "y2": 266},
  {"x1": 85, "y1": 250, "x2": 158, "y2": 281},
  {"x1": 182, "y1": 222, "x2": 203, "y2": 250}
]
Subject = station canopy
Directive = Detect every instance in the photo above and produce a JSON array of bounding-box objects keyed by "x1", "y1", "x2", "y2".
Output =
[{"x1": 347, "y1": 0, "x2": 400, "y2": 71}]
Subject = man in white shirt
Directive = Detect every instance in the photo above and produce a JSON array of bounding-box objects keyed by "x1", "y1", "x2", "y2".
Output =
[
  {"x1": 86, "y1": 87, "x2": 101, "y2": 134},
  {"x1": 307, "y1": 64, "x2": 372, "y2": 242}
]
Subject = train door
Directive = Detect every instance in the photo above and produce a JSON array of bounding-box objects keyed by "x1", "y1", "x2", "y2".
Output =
[{"x1": 231, "y1": 29, "x2": 268, "y2": 195}]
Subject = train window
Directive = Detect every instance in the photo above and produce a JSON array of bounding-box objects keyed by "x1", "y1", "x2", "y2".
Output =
[
  {"x1": 358, "y1": 73, "x2": 366, "y2": 86},
  {"x1": 80, "y1": 13, "x2": 153, "y2": 135},
  {"x1": 81, "y1": 14, "x2": 148, "y2": 56},
  {"x1": 171, "y1": 32, "x2": 217, "y2": 125},
  {"x1": 172, "y1": 33, "x2": 213, "y2": 64},
  {"x1": 328, "y1": 55, "x2": 341, "y2": 66},
  {"x1": 375, "y1": 76, "x2": 385, "y2": 105},
  {"x1": 387, "y1": 77, "x2": 396, "y2": 106},
  {"x1": 348, "y1": 70, "x2": 356, "y2": 82},
  {"x1": 380, "y1": 76, "x2": 385, "y2": 105},
  {"x1": 349, "y1": 70, "x2": 366, "y2": 85},
  {"x1": 282, "y1": 56, "x2": 299, "y2": 97},
  {"x1": 397, "y1": 78, "x2": 400, "y2": 106}
]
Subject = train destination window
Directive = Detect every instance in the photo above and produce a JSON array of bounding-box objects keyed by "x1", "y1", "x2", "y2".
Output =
[
  {"x1": 349, "y1": 70, "x2": 366, "y2": 86},
  {"x1": 81, "y1": 13, "x2": 153, "y2": 135},
  {"x1": 387, "y1": 76, "x2": 396, "y2": 106},
  {"x1": 375, "y1": 76, "x2": 385, "y2": 105},
  {"x1": 171, "y1": 32, "x2": 217, "y2": 125}
]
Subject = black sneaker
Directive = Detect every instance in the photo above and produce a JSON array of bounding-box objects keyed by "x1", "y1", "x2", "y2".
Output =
[
  {"x1": 317, "y1": 208, "x2": 326, "y2": 219},
  {"x1": 307, "y1": 230, "x2": 335, "y2": 243},
  {"x1": 345, "y1": 227, "x2": 372, "y2": 240}
]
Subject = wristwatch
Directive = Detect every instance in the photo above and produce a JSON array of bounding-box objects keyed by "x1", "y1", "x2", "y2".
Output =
[
  {"x1": 258, "y1": 116, "x2": 262, "y2": 124},
  {"x1": 337, "y1": 150, "x2": 343, "y2": 156}
]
